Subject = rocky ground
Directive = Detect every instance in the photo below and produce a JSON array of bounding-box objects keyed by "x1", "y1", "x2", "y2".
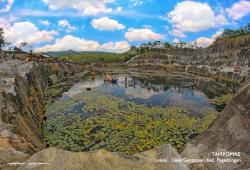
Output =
[{"x1": 18, "y1": 144, "x2": 188, "y2": 170}]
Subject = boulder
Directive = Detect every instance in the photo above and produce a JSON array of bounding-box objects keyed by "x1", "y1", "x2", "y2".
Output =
[
  {"x1": 18, "y1": 144, "x2": 189, "y2": 170},
  {"x1": 181, "y1": 84, "x2": 250, "y2": 170}
]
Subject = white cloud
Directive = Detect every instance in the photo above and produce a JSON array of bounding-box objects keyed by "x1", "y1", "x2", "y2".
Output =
[
  {"x1": 173, "y1": 38, "x2": 180, "y2": 44},
  {"x1": 58, "y1": 20, "x2": 69, "y2": 27},
  {"x1": 226, "y1": 0, "x2": 250, "y2": 20},
  {"x1": 172, "y1": 29, "x2": 186, "y2": 38},
  {"x1": 125, "y1": 87, "x2": 160, "y2": 99},
  {"x1": 130, "y1": 0, "x2": 143, "y2": 6},
  {"x1": 58, "y1": 19, "x2": 76, "y2": 32},
  {"x1": 116, "y1": 6, "x2": 122, "y2": 12},
  {"x1": 215, "y1": 13, "x2": 229, "y2": 26},
  {"x1": 0, "y1": 0, "x2": 14, "y2": 13},
  {"x1": 125, "y1": 28, "x2": 164, "y2": 41},
  {"x1": 100, "y1": 41, "x2": 130, "y2": 53},
  {"x1": 0, "y1": 15, "x2": 16, "y2": 29},
  {"x1": 195, "y1": 37, "x2": 213, "y2": 48},
  {"x1": 4, "y1": 22, "x2": 57, "y2": 46},
  {"x1": 91, "y1": 17, "x2": 125, "y2": 31},
  {"x1": 36, "y1": 35, "x2": 130, "y2": 53},
  {"x1": 0, "y1": 18, "x2": 11, "y2": 28},
  {"x1": 39, "y1": 20, "x2": 50, "y2": 26},
  {"x1": 42, "y1": 0, "x2": 115, "y2": 16},
  {"x1": 37, "y1": 35, "x2": 99, "y2": 52},
  {"x1": 195, "y1": 30, "x2": 223, "y2": 47},
  {"x1": 168, "y1": 1, "x2": 228, "y2": 37}
]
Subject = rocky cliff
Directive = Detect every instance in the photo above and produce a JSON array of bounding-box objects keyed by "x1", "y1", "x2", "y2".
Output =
[
  {"x1": 173, "y1": 35, "x2": 250, "y2": 67},
  {"x1": 128, "y1": 35, "x2": 250, "y2": 68},
  {"x1": 181, "y1": 84, "x2": 250, "y2": 170},
  {"x1": 0, "y1": 53, "x2": 85, "y2": 169}
]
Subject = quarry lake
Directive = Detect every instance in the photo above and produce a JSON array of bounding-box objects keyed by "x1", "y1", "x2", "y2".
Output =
[
  {"x1": 60, "y1": 74, "x2": 215, "y2": 115},
  {"x1": 43, "y1": 72, "x2": 236, "y2": 153}
]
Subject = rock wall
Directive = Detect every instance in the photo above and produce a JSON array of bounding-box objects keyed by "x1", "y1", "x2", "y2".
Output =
[
  {"x1": 181, "y1": 84, "x2": 250, "y2": 170},
  {"x1": 1, "y1": 62, "x2": 49, "y2": 151},
  {"x1": 0, "y1": 58, "x2": 84, "y2": 154},
  {"x1": 173, "y1": 35, "x2": 250, "y2": 67},
  {"x1": 128, "y1": 35, "x2": 250, "y2": 68}
]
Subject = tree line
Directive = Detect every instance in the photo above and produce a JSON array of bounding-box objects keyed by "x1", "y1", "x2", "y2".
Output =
[
  {"x1": 217, "y1": 23, "x2": 250, "y2": 40},
  {"x1": 130, "y1": 23, "x2": 250, "y2": 54}
]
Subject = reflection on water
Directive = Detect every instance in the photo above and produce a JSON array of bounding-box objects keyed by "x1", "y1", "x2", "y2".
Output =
[{"x1": 59, "y1": 74, "x2": 230, "y2": 115}]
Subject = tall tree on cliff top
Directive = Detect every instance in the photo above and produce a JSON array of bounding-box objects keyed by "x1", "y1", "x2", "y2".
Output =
[
  {"x1": 0, "y1": 28, "x2": 6, "y2": 50},
  {"x1": 19, "y1": 42, "x2": 28, "y2": 51}
]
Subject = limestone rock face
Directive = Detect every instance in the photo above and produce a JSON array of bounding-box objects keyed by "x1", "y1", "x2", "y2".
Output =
[
  {"x1": 18, "y1": 145, "x2": 189, "y2": 170},
  {"x1": 0, "y1": 58, "x2": 84, "y2": 153},
  {"x1": 181, "y1": 84, "x2": 250, "y2": 170},
  {"x1": 128, "y1": 35, "x2": 250, "y2": 67}
]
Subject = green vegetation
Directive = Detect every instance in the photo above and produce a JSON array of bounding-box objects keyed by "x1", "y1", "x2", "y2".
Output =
[
  {"x1": 59, "y1": 52, "x2": 135, "y2": 63},
  {"x1": 43, "y1": 91, "x2": 218, "y2": 154},
  {"x1": 48, "y1": 63, "x2": 60, "y2": 75},
  {"x1": 211, "y1": 94, "x2": 234, "y2": 111},
  {"x1": 217, "y1": 23, "x2": 250, "y2": 40},
  {"x1": 44, "y1": 81, "x2": 74, "y2": 109},
  {"x1": 0, "y1": 28, "x2": 5, "y2": 49},
  {"x1": 0, "y1": 27, "x2": 9, "y2": 50}
]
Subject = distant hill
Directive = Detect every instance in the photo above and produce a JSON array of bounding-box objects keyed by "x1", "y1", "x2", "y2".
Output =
[
  {"x1": 41, "y1": 50, "x2": 136, "y2": 63},
  {"x1": 41, "y1": 49, "x2": 137, "y2": 63}
]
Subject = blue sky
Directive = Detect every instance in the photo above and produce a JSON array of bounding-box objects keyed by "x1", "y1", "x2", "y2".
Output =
[{"x1": 0, "y1": 0, "x2": 250, "y2": 53}]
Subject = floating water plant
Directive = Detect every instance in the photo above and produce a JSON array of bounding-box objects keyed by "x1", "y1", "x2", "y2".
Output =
[
  {"x1": 211, "y1": 94, "x2": 233, "y2": 111},
  {"x1": 43, "y1": 91, "x2": 218, "y2": 154}
]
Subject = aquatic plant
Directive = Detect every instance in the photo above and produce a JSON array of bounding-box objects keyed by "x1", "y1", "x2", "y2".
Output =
[
  {"x1": 43, "y1": 91, "x2": 218, "y2": 154},
  {"x1": 44, "y1": 81, "x2": 74, "y2": 109},
  {"x1": 211, "y1": 94, "x2": 233, "y2": 111}
]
